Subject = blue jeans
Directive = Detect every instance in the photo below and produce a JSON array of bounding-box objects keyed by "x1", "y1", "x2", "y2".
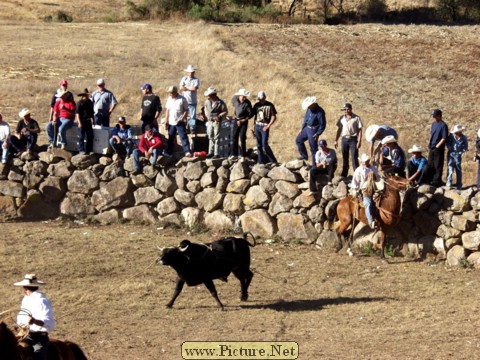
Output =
[
  {"x1": 109, "y1": 137, "x2": 133, "y2": 157},
  {"x1": 0, "y1": 140, "x2": 9, "y2": 163},
  {"x1": 341, "y1": 136, "x2": 359, "y2": 177},
  {"x1": 447, "y1": 152, "x2": 462, "y2": 189},
  {"x1": 45, "y1": 122, "x2": 59, "y2": 145},
  {"x1": 255, "y1": 124, "x2": 277, "y2": 164},
  {"x1": 94, "y1": 113, "x2": 110, "y2": 127},
  {"x1": 188, "y1": 104, "x2": 197, "y2": 133},
  {"x1": 133, "y1": 148, "x2": 161, "y2": 171},
  {"x1": 296, "y1": 126, "x2": 319, "y2": 166},
  {"x1": 167, "y1": 122, "x2": 191, "y2": 155},
  {"x1": 58, "y1": 118, "x2": 74, "y2": 146},
  {"x1": 478, "y1": 161, "x2": 480, "y2": 188},
  {"x1": 362, "y1": 195, "x2": 375, "y2": 226}
]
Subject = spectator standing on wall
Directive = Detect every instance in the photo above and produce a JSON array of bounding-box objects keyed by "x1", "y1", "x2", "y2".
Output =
[
  {"x1": 140, "y1": 83, "x2": 162, "y2": 133},
  {"x1": 231, "y1": 88, "x2": 253, "y2": 158},
  {"x1": 446, "y1": 124, "x2": 468, "y2": 189},
  {"x1": 334, "y1": 102, "x2": 362, "y2": 177},
  {"x1": 179, "y1": 65, "x2": 200, "y2": 135},
  {"x1": 202, "y1": 86, "x2": 228, "y2": 159},
  {"x1": 91, "y1": 78, "x2": 117, "y2": 127},
  {"x1": 427, "y1": 108, "x2": 448, "y2": 186},
  {"x1": 251, "y1": 91, "x2": 277, "y2": 164},
  {"x1": 76, "y1": 88, "x2": 94, "y2": 154}
]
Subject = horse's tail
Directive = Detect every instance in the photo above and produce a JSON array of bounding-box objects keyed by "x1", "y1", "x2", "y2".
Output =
[
  {"x1": 243, "y1": 232, "x2": 256, "y2": 247},
  {"x1": 328, "y1": 200, "x2": 340, "y2": 223}
]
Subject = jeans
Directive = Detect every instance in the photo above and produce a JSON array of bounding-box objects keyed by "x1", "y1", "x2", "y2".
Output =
[
  {"x1": 232, "y1": 120, "x2": 248, "y2": 157},
  {"x1": 167, "y1": 122, "x2": 191, "y2": 155},
  {"x1": 427, "y1": 146, "x2": 445, "y2": 185},
  {"x1": 58, "y1": 118, "x2": 74, "y2": 146},
  {"x1": 133, "y1": 148, "x2": 161, "y2": 171},
  {"x1": 255, "y1": 124, "x2": 277, "y2": 164},
  {"x1": 341, "y1": 136, "x2": 359, "y2": 177},
  {"x1": 45, "y1": 121, "x2": 59, "y2": 145},
  {"x1": 309, "y1": 162, "x2": 337, "y2": 192},
  {"x1": 363, "y1": 195, "x2": 375, "y2": 226},
  {"x1": 188, "y1": 104, "x2": 197, "y2": 133},
  {"x1": 296, "y1": 126, "x2": 319, "y2": 166},
  {"x1": 478, "y1": 161, "x2": 480, "y2": 188},
  {"x1": 94, "y1": 113, "x2": 110, "y2": 127},
  {"x1": 446, "y1": 152, "x2": 462, "y2": 189},
  {"x1": 207, "y1": 120, "x2": 220, "y2": 156},
  {"x1": 79, "y1": 120, "x2": 94, "y2": 153},
  {"x1": 109, "y1": 137, "x2": 133, "y2": 157},
  {"x1": 10, "y1": 133, "x2": 37, "y2": 152},
  {"x1": 0, "y1": 140, "x2": 9, "y2": 163}
]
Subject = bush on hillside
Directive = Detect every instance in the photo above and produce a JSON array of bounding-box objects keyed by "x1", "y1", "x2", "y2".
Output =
[{"x1": 358, "y1": 0, "x2": 388, "y2": 21}]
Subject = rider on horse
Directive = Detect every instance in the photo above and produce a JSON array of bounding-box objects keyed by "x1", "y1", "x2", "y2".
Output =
[{"x1": 350, "y1": 153, "x2": 380, "y2": 229}]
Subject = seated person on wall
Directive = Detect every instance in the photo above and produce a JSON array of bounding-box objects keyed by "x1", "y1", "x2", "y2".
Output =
[
  {"x1": 132, "y1": 125, "x2": 163, "y2": 175},
  {"x1": 109, "y1": 116, "x2": 134, "y2": 158},
  {"x1": 46, "y1": 89, "x2": 76, "y2": 149},
  {"x1": 309, "y1": 139, "x2": 337, "y2": 195},
  {"x1": 406, "y1": 144, "x2": 428, "y2": 186},
  {"x1": 379, "y1": 135, "x2": 406, "y2": 178},
  {"x1": 10, "y1": 108, "x2": 41, "y2": 155},
  {"x1": 0, "y1": 114, "x2": 10, "y2": 164}
]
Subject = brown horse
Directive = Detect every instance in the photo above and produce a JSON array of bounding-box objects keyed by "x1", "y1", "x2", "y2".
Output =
[
  {"x1": 0, "y1": 321, "x2": 88, "y2": 360},
  {"x1": 335, "y1": 175, "x2": 409, "y2": 258}
]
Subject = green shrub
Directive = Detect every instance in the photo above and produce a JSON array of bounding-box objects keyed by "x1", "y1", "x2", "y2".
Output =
[
  {"x1": 187, "y1": 4, "x2": 216, "y2": 21},
  {"x1": 359, "y1": 0, "x2": 388, "y2": 21}
]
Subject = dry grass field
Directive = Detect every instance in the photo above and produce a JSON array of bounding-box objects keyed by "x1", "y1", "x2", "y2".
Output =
[{"x1": 1, "y1": 221, "x2": 480, "y2": 360}]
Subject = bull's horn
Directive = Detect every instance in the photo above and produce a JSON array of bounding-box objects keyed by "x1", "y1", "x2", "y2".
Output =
[
  {"x1": 179, "y1": 244, "x2": 189, "y2": 252},
  {"x1": 157, "y1": 246, "x2": 164, "y2": 252}
]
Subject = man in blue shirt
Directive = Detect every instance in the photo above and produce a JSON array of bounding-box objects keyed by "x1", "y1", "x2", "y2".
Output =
[
  {"x1": 296, "y1": 96, "x2": 326, "y2": 167},
  {"x1": 379, "y1": 135, "x2": 406, "y2": 178},
  {"x1": 427, "y1": 109, "x2": 448, "y2": 186},
  {"x1": 109, "y1": 116, "x2": 134, "y2": 158},
  {"x1": 406, "y1": 144, "x2": 428, "y2": 185},
  {"x1": 446, "y1": 124, "x2": 468, "y2": 189}
]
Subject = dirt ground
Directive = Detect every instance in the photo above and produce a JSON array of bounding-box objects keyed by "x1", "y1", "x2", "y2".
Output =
[{"x1": 1, "y1": 221, "x2": 479, "y2": 359}]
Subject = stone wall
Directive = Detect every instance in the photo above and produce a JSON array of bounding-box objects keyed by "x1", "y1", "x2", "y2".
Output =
[{"x1": 1, "y1": 148, "x2": 479, "y2": 268}]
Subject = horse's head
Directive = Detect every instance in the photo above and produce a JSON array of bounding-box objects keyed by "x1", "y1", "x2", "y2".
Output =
[{"x1": 385, "y1": 175, "x2": 410, "y2": 191}]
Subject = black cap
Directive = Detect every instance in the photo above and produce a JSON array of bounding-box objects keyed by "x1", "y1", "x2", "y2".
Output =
[
  {"x1": 341, "y1": 103, "x2": 352, "y2": 110},
  {"x1": 144, "y1": 124, "x2": 152, "y2": 131},
  {"x1": 431, "y1": 109, "x2": 442, "y2": 117}
]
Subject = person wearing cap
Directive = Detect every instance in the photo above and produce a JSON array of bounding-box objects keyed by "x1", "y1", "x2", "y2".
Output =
[
  {"x1": 49, "y1": 89, "x2": 76, "y2": 150},
  {"x1": 446, "y1": 124, "x2": 468, "y2": 189},
  {"x1": 309, "y1": 139, "x2": 337, "y2": 194},
  {"x1": 179, "y1": 65, "x2": 200, "y2": 135},
  {"x1": 350, "y1": 153, "x2": 380, "y2": 230},
  {"x1": 201, "y1": 86, "x2": 228, "y2": 158},
  {"x1": 110, "y1": 116, "x2": 134, "y2": 158},
  {"x1": 91, "y1": 78, "x2": 118, "y2": 127},
  {"x1": 251, "y1": 91, "x2": 277, "y2": 164},
  {"x1": 0, "y1": 114, "x2": 10, "y2": 164},
  {"x1": 427, "y1": 108, "x2": 448, "y2": 186},
  {"x1": 140, "y1": 83, "x2": 162, "y2": 133},
  {"x1": 231, "y1": 88, "x2": 253, "y2": 157},
  {"x1": 365, "y1": 124, "x2": 398, "y2": 163},
  {"x1": 132, "y1": 124, "x2": 164, "y2": 174},
  {"x1": 379, "y1": 135, "x2": 406, "y2": 178},
  {"x1": 75, "y1": 88, "x2": 94, "y2": 154},
  {"x1": 48, "y1": 79, "x2": 73, "y2": 123},
  {"x1": 406, "y1": 144, "x2": 428, "y2": 186},
  {"x1": 296, "y1": 96, "x2": 326, "y2": 166},
  {"x1": 334, "y1": 103, "x2": 363, "y2": 177},
  {"x1": 14, "y1": 274, "x2": 55, "y2": 360},
  {"x1": 11, "y1": 108, "x2": 41, "y2": 154},
  {"x1": 164, "y1": 86, "x2": 192, "y2": 157}
]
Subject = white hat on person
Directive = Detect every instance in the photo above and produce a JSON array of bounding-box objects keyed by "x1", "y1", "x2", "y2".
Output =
[
  {"x1": 18, "y1": 108, "x2": 31, "y2": 118},
  {"x1": 235, "y1": 88, "x2": 250, "y2": 97},
  {"x1": 381, "y1": 135, "x2": 397, "y2": 145},
  {"x1": 408, "y1": 144, "x2": 424, "y2": 153},
  {"x1": 301, "y1": 96, "x2": 317, "y2": 110},
  {"x1": 184, "y1": 65, "x2": 197, "y2": 73},
  {"x1": 257, "y1": 91, "x2": 266, "y2": 99},
  {"x1": 365, "y1": 125, "x2": 380, "y2": 142},
  {"x1": 204, "y1": 86, "x2": 217, "y2": 96},
  {"x1": 359, "y1": 153, "x2": 370, "y2": 162},
  {"x1": 450, "y1": 124, "x2": 466, "y2": 133},
  {"x1": 14, "y1": 274, "x2": 46, "y2": 287},
  {"x1": 96, "y1": 78, "x2": 105, "y2": 85}
]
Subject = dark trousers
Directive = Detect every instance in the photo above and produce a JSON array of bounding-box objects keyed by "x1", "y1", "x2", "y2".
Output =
[
  {"x1": 10, "y1": 133, "x2": 38, "y2": 152},
  {"x1": 309, "y1": 162, "x2": 337, "y2": 192},
  {"x1": 296, "y1": 126, "x2": 318, "y2": 166},
  {"x1": 255, "y1": 125, "x2": 277, "y2": 164},
  {"x1": 25, "y1": 333, "x2": 49, "y2": 360},
  {"x1": 141, "y1": 119, "x2": 158, "y2": 133},
  {"x1": 167, "y1": 122, "x2": 191, "y2": 155},
  {"x1": 407, "y1": 161, "x2": 428, "y2": 184},
  {"x1": 94, "y1": 113, "x2": 110, "y2": 127},
  {"x1": 232, "y1": 121, "x2": 248, "y2": 157},
  {"x1": 79, "y1": 120, "x2": 94, "y2": 153},
  {"x1": 427, "y1": 147, "x2": 445, "y2": 185},
  {"x1": 341, "y1": 136, "x2": 359, "y2": 177}
]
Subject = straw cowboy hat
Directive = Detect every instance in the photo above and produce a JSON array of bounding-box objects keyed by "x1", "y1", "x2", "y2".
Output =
[
  {"x1": 204, "y1": 86, "x2": 217, "y2": 97},
  {"x1": 167, "y1": 85, "x2": 178, "y2": 93},
  {"x1": 359, "y1": 153, "x2": 370, "y2": 162},
  {"x1": 235, "y1": 88, "x2": 250, "y2": 97},
  {"x1": 184, "y1": 65, "x2": 197, "y2": 73},
  {"x1": 18, "y1": 108, "x2": 31, "y2": 118},
  {"x1": 381, "y1": 135, "x2": 397, "y2": 145},
  {"x1": 450, "y1": 124, "x2": 466, "y2": 133},
  {"x1": 14, "y1": 274, "x2": 46, "y2": 287},
  {"x1": 77, "y1": 88, "x2": 90, "y2": 97},
  {"x1": 301, "y1": 96, "x2": 317, "y2": 110},
  {"x1": 408, "y1": 144, "x2": 424, "y2": 153},
  {"x1": 365, "y1": 125, "x2": 380, "y2": 142}
]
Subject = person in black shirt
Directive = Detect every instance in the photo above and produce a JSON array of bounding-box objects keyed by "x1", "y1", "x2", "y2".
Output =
[
  {"x1": 11, "y1": 108, "x2": 40, "y2": 154},
  {"x1": 140, "y1": 83, "x2": 162, "y2": 133},
  {"x1": 231, "y1": 88, "x2": 253, "y2": 157},
  {"x1": 76, "y1": 89, "x2": 94, "y2": 154}
]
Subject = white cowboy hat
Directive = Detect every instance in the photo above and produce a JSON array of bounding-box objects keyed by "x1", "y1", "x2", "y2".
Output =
[
  {"x1": 167, "y1": 85, "x2": 178, "y2": 93},
  {"x1": 408, "y1": 144, "x2": 424, "y2": 153},
  {"x1": 183, "y1": 65, "x2": 197, "y2": 73},
  {"x1": 365, "y1": 125, "x2": 380, "y2": 142},
  {"x1": 359, "y1": 153, "x2": 370, "y2": 162},
  {"x1": 235, "y1": 88, "x2": 250, "y2": 97},
  {"x1": 301, "y1": 96, "x2": 317, "y2": 110},
  {"x1": 450, "y1": 124, "x2": 466, "y2": 133},
  {"x1": 381, "y1": 135, "x2": 397, "y2": 145},
  {"x1": 14, "y1": 274, "x2": 46, "y2": 287},
  {"x1": 18, "y1": 108, "x2": 31, "y2": 118},
  {"x1": 204, "y1": 86, "x2": 217, "y2": 97}
]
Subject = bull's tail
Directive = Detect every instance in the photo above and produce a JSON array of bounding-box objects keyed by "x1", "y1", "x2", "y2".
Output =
[{"x1": 243, "y1": 232, "x2": 256, "y2": 247}]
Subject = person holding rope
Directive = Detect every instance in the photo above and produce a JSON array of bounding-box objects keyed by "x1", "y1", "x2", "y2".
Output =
[
  {"x1": 14, "y1": 274, "x2": 55, "y2": 360},
  {"x1": 350, "y1": 153, "x2": 380, "y2": 230}
]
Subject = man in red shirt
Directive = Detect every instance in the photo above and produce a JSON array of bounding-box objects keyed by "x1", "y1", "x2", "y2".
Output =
[
  {"x1": 132, "y1": 124, "x2": 163, "y2": 174},
  {"x1": 46, "y1": 89, "x2": 76, "y2": 149}
]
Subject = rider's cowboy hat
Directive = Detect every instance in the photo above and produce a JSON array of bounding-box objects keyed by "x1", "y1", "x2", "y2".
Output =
[
  {"x1": 14, "y1": 274, "x2": 46, "y2": 287},
  {"x1": 381, "y1": 135, "x2": 397, "y2": 145},
  {"x1": 365, "y1": 124, "x2": 380, "y2": 142},
  {"x1": 301, "y1": 96, "x2": 317, "y2": 110},
  {"x1": 450, "y1": 124, "x2": 466, "y2": 134},
  {"x1": 18, "y1": 108, "x2": 31, "y2": 118},
  {"x1": 235, "y1": 88, "x2": 251, "y2": 97},
  {"x1": 408, "y1": 144, "x2": 424, "y2": 153}
]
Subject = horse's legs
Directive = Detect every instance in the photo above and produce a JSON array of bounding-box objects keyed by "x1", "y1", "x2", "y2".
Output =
[
  {"x1": 379, "y1": 230, "x2": 386, "y2": 259},
  {"x1": 336, "y1": 214, "x2": 353, "y2": 252}
]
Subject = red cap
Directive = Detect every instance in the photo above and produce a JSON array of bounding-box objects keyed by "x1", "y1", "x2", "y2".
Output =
[{"x1": 59, "y1": 79, "x2": 68, "y2": 86}]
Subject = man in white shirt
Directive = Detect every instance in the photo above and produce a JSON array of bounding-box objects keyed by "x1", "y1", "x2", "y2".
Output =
[
  {"x1": 309, "y1": 139, "x2": 337, "y2": 194},
  {"x1": 15, "y1": 274, "x2": 55, "y2": 360},
  {"x1": 350, "y1": 153, "x2": 379, "y2": 229},
  {"x1": 0, "y1": 114, "x2": 10, "y2": 164},
  {"x1": 164, "y1": 86, "x2": 191, "y2": 157},
  {"x1": 179, "y1": 65, "x2": 200, "y2": 135}
]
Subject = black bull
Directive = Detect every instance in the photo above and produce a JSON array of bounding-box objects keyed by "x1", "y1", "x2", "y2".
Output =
[{"x1": 156, "y1": 233, "x2": 256, "y2": 309}]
